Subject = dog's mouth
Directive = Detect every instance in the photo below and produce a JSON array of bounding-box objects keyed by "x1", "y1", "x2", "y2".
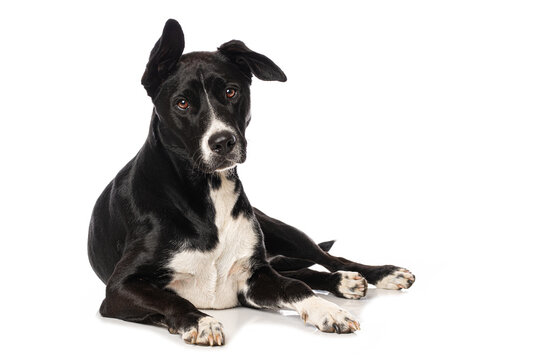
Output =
[
  {"x1": 215, "y1": 162, "x2": 239, "y2": 172},
  {"x1": 214, "y1": 152, "x2": 246, "y2": 171},
  {"x1": 197, "y1": 151, "x2": 246, "y2": 173}
]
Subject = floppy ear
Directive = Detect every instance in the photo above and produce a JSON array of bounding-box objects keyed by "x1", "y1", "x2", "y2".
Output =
[
  {"x1": 218, "y1": 40, "x2": 287, "y2": 82},
  {"x1": 141, "y1": 19, "x2": 185, "y2": 97}
]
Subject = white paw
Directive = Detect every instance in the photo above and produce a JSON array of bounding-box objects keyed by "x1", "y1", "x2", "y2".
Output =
[
  {"x1": 376, "y1": 268, "x2": 415, "y2": 290},
  {"x1": 292, "y1": 296, "x2": 359, "y2": 333},
  {"x1": 182, "y1": 316, "x2": 225, "y2": 346},
  {"x1": 336, "y1": 271, "x2": 367, "y2": 299}
]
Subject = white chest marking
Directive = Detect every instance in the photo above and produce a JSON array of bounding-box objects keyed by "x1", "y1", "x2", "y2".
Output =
[{"x1": 166, "y1": 174, "x2": 258, "y2": 309}]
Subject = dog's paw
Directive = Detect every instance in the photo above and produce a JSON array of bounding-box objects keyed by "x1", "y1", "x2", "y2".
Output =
[
  {"x1": 375, "y1": 268, "x2": 415, "y2": 290},
  {"x1": 182, "y1": 316, "x2": 225, "y2": 346},
  {"x1": 334, "y1": 271, "x2": 367, "y2": 299},
  {"x1": 295, "y1": 297, "x2": 359, "y2": 333}
]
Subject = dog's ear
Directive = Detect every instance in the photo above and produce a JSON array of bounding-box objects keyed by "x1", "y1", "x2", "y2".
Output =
[
  {"x1": 218, "y1": 40, "x2": 287, "y2": 82},
  {"x1": 141, "y1": 19, "x2": 185, "y2": 97}
]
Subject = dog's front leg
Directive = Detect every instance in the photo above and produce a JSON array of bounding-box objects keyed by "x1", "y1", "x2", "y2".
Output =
[
  {"x1": 100, "y1": 272, "x2": 225, "y2": 346},
  {"x1": 240, "y1": 264, "x2": 360, "y2": 333}
]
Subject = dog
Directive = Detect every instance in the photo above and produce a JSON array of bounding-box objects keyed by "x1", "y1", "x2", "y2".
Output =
[{"x1": 88, "y1": 19, "x2": 415, "y2": 346}]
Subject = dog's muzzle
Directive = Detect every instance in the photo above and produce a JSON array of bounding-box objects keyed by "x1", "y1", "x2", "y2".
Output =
[{"x1": 203, "y1": 130, "x2": 246, "y2": 172}]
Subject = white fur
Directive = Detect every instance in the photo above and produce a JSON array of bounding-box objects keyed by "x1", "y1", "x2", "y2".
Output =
[
  {"x1": 284, "y1": 296, "x2": 359, "y2": 332},
  {"x1": 200, "y1": 79, "x2": 236, "y2": 163},
  {"x1": 375, "y1": 268, "x2": 415, "y2": 290},
  {"x1": 336, "y1": 270, "x2": 367, "y2": 299},
  {"x1": 182, "y1": 316, "x2": 225, "y2": 346},
  {"x1": 166, "y1": 173, "x2": 258, "y2": 309},
  {"x1": 200, "y1": 119, "x2": 236, "y2": 163}
]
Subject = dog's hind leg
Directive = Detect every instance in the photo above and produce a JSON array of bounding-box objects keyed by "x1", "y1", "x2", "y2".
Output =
[
  {"x1": 325, "y1": 256, "x2": 416, "y2": 290},
  {"x1": 255, "y1": 207, "x2": 337, "y2": 261},
  {"x1": 277, "y1": 268, "x2": 367, "y2": 299},
  {"x1": 255, "y1": 207, "x2": 415, "y2": 290},
  {"x1": 266, "y1": 241, "x2": 335, "y2": 271}
]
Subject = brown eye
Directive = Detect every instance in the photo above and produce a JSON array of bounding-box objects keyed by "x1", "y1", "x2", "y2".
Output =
[
  {"x1": 177, "y1": 98, "x2": 189, "y2": 110},
  {"x1": 225, "y1": 88, "x2": 237, "y2": 99}
]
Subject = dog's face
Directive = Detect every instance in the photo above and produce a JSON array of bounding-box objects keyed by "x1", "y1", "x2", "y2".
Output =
[{"x1": 142, "y1": 20, "x2": 286, "y2": 173}]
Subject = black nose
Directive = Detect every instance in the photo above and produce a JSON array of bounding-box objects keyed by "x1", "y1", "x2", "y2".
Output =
[{"x1": 208, "y1": 131, "x2": 237, "y2": 155}]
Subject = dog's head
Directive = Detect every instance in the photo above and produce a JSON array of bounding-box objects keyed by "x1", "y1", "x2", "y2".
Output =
[{"x1": 141, "y1": 19, "x2": 286, "y2": 173}]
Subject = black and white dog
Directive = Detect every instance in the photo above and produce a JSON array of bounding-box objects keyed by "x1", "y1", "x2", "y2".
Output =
[{"x1": 88, "y1": 19, "x2": 415, "y2": 346}]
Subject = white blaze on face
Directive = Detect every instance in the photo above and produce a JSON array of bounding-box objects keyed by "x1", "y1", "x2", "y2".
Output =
[{"x1": 200, "y1": 78, "x2": 236, "y2": 163}]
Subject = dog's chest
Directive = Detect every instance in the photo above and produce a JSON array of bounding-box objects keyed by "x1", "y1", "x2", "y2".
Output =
[{"x1": 166, "y1": 175, "x2": 257, "y2": 309}]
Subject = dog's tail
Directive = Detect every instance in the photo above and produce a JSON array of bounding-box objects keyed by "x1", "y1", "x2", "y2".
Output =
[
  {"x1": 317, "y1": 240, "x2": 336, "y2": 252},
  {"x1": 268, "y1": 240, "x2": 336, "y2": 271}
]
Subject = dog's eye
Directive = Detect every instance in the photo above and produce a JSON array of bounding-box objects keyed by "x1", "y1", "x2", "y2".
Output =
[
  {"x1": 177, "y1": 98, "x2": 189, "y2": 110},
  {"x1": 225, "y1": 88, "x2": 237, "y2": 99}
]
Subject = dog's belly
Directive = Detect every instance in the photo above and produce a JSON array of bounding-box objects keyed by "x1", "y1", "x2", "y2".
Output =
[{"x1": 166, "y1": 174, "x2": 258, "y2": 309}]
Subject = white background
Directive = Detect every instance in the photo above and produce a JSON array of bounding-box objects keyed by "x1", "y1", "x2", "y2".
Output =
[{"x1": 1, "y1": 1, "x2": 539, "y2": 359}]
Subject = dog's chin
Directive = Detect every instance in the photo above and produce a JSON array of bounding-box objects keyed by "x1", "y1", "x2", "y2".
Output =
[
  {"x1": 200, "y1": 154, "x2": 246, "y2": 174},
  {"x1": 215, "y1": 163, "x2": 238, "y2": 173}
]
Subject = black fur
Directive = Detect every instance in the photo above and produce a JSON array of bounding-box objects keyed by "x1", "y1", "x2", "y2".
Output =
[{"x1": 88, "y1": 19, "x2": 414, "y2": 342}]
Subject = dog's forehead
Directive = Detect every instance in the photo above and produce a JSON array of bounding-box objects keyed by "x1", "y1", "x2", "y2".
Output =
[{"x1": 175, "y1": 51, "x2": 245, "y2": 84}]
